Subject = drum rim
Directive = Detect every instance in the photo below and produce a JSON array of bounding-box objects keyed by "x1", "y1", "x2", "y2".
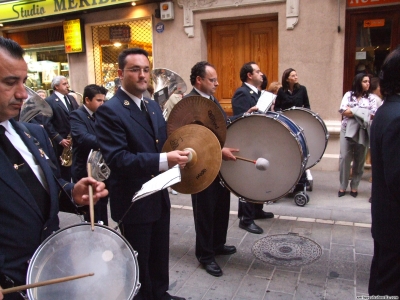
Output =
[
  {"x1": 26, "y1": 223, "x2": 140, "y2": 300},
  {"x1": 221, "y1": 113, "x2": 306, "y2": 202}
]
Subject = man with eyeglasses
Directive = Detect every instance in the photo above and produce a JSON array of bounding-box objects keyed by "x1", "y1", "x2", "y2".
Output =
[
  {"x1": 95, "y1": 48, "x2": 188, "y2": 300},
  {"x1": 184, "y1": 61, "x2": 257, "y2": 277},
  {"x1": 231, "y1": 62, "x2": 274, "y2": 235}
]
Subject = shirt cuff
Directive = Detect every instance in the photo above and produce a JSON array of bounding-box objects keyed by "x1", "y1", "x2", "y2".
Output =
[{"x1": 159, "y1": 152, "x2": 168, "y2": 171}]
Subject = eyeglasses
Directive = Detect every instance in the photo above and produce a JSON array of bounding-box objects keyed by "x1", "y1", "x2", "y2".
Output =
[
  {"x1": 124, "y1": 67, "x2": 150, "y2": 74},
  {"x1": 205, "y1": 78, "x2": 218, "y2": 84}
]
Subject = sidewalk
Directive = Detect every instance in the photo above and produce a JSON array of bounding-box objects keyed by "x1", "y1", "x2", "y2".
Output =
[{"x1": 59, "y1": 169, "x2": 374, "y2": 300}]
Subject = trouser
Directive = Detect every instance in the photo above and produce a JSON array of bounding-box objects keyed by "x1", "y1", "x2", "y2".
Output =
[{"x1": 339, "y1": 128, "x2": 367, "y2": 191}]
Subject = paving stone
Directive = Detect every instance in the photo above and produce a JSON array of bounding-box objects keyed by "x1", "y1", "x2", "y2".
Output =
[
  {"x1": 355, "y1": 238, "x2": 374, "y2": 255},
  {"x1": 356, "y1": 271, "x2": 370, "y2": 294},
  {"x1": 267, "y1": 270, "x2": 299, "y2": 294},
  {"x1": 266, "y1": 219, "x2": 296, "y2": 235},
  {"x1": 325, "y1": 278, "x2": 355, "y2": 300},
  {"x1": 330, "y1": 243, "x2": 355, "y2": 262},
  {"x1": 171, "y1": 286, "x2": 208, "y2": 300},
  {"x1": 263, "y1": 290, "x2": 294, "y2": 300},
  {"x1": 294, "y1": 281, "x2": 326, "y2": 300},
  {"x1": 355, "y1": 254, "x2": 372, "y2": 273},
  {"x1": 331, "y1": 224, "x2": 354, "y2": 245},
  {"x1": 327, "y1": 259, "x2": 355, "y2": 280},
  {"x1": 248, "y1": 260, "x2": 275, "y2": 278},
  {"x1": 235, "y1": 274, "x2": 269, "y2": 299},
  {"x1": 354, "y1": 226, "x2": 372, "y2": 240},
  {"x1": 309, "y1": 223, "x2": 333, "y2": 250}
]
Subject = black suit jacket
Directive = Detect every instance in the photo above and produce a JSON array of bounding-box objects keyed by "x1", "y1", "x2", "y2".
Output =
[
  {"x1": 43, "y1": 93, "x2": 79, "y2": 153},
  {"x1": 70, "y1": 106, "x2": 99, "y2": 182},
  {"x1": 95, "y1": 89, "x2": 169, "y2": 224},
  {"x1": 231, "y1": 83, "x2": 259, "y2": 115},
  {"x1": 0, "y1": 120, "x2": 74, "y2": 284},
  {"x1": 370, "y1": 94, "x2": 400, "y2": 250}
]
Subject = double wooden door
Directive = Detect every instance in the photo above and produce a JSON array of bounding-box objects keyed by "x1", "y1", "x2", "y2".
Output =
[{"x1": 207, "y1": 17, "x2": 278, "y2": 116}]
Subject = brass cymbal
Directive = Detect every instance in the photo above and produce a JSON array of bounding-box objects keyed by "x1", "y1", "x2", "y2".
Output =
[
  {"x1": 167, "y1": 96, "x2": 227, "y2": 147},
  {"x1": 162, "y1": 124, "x2": 222, "y2": 194}
]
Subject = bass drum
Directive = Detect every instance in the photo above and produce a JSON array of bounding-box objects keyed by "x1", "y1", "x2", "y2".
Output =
[
  {"x1": 219, "y1": 113, "x2": 309, "y2": 203},
  {"x1": 281, "y1": 107, "x2": 329, "y2": 169},
  {"x1": 26, "y1": 223, "x2": 140, "y2": 300}
]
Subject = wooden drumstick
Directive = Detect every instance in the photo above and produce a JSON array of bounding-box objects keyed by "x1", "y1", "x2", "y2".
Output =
[
  {"x1": 87, "y1": 162, "x2": 95, "y2": 231},
  {"x1": 235, "y1": 156, "x2": 256, "y2": 164},
  {"x1": 0, "y1": 273, "x2": 94, "y2": 295}
]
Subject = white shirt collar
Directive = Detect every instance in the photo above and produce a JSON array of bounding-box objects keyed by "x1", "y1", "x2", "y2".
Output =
[
  {"x1": 194, "y1": 87, "x2": 211, "y2": 99},
  {"x1": 244, "y1": 82, "x2": 259, "y2": 94},
  {"x1": 83, "y1": 104, "x2": 94, "y2": 116},
  {"x1": 121, "y1": 87, "x2": 143, "y2": 109}
]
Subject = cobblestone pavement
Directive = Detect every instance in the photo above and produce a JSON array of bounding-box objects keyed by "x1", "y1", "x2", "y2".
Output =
[{"x1": 59, "y1": 169, "x2": 373, "y2": 300}]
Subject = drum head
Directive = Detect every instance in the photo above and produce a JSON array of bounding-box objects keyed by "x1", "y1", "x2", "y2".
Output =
[
  {"x1": 220, "y1": 114, "x2": 304, "y2": 202},
  {"x1": 27, "y1": 224, "x2": 139, "y2": 300},
  {"x1": 282, "y1": 108, "x2": 328, "y2": 169}
]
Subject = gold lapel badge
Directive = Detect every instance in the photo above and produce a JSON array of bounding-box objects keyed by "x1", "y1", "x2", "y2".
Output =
[
  {"x1": 39, "y1": 148, "x2": 45, "y2": 157},
  {"x1": 124, "y1": 100, "x2": 130, "y2": 106},
  {"x1": 24, "y1": 132, "x2": 31, "y2": 139},
  {"x1": 14, "y1": 163, "x2": 24, "y2": 170},
  {"x1": 250, "y1": 90, "x2": 254, "y2": 94}
]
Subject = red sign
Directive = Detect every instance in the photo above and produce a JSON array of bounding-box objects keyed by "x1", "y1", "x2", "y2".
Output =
[
  {"x1": 348, "y1": 0, "x2": 400, "y2": 7},
  {"x1": 364, "y1": 19, "x2": 385, "y2": 27}
]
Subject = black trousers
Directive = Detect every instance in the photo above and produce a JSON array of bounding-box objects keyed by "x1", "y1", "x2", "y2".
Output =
[
  {"x1": 191, "y1": 177, "x2": 230, "y2": 264},
  {"x1": 119, "y1": 209, "x2": 170, "y2": 300},
  {"x1": 238, "y1": 201, "x2": 264, "y2": 225},
  {"x1": 369, "y1": 240, "x2": 400, "y2": 296}
]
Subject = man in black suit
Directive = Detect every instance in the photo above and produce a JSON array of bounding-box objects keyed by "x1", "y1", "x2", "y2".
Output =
[
  {"x1": 0, "y1": 37, "x2": 107, "y2": 300},
  {"x1": 185, "y1": 61, "x2": 248, "y2": 277},
  {"x1": 369, "y1": 46, "x2": 400, "y2": 296},
  {"x1": 70, "y1": 84, "x2": 109, "y2": 225},
  {"x1": 43, "y1": 75, "x2": 79, "y2": 181},
  {"x1": 231, "y1": 62, "x2": 274, "y2": 234},
  {"x1": 95, "y1": 48, "x2": 188, "y2": 300}
]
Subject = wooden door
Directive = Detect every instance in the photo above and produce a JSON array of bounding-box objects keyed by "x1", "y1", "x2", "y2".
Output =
[{"x1": 207, "y1": 17, "x2": 278, "y2": 115}]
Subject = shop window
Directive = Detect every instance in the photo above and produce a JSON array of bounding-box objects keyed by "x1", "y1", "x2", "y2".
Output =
[{"x1": 92, "y1": 19, "x2": 153, "y2": 99}]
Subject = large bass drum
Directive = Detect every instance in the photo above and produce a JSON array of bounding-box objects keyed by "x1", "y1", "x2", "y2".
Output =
[
  {"x1": 26, "y1": 223, "x2": 140, "y2": 300},
  {"x1": 219, "y1": 113, "x2": 309, "y2": 203},
  {"x1": 281, "y1": 107, "x2": 328, "y2": 169}
]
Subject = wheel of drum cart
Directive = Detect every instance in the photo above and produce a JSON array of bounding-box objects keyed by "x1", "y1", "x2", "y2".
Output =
[
  {"x1": 294, "y1": 192, "x2": 307, "y2": 207},
  {"x1": 306, "y1": 193, "x2": 310, "y2": 203}
]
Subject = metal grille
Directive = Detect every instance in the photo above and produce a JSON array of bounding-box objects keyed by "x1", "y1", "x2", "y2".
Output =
[{"x1": 92, "y1": 18, "x2": 153, "y2": 96}]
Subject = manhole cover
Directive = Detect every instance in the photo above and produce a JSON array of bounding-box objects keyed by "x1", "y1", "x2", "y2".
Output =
[{"x1": 252, "y1": 233, "x2": 322, "y2": 267}]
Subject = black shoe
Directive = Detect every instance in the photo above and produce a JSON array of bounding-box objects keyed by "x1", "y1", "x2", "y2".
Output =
[
  {"x1": 338, "y1": 190, "x2": 346, "y2": 197},
  {"x1": 350, "y1": 191, "x2": 358, "y2": 198},
  {"x1": 254, "y1": 211, "x2": 274, "y2": 219},
  {"x1": 215, "y1": 245, "x2": 237, "y2": 255},
  {"x1": 202, "y1": 261, "x2": 223, "y2": 277},
  {"x1": 239, "y1": 221, "x2": 263, "y2": 234}
]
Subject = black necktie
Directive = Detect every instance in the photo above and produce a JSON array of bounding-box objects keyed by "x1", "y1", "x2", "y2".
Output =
[
  {"x1": 64, "y1": 95, "x2": 73, "y2": 112},
  {"x1": 0, "y1": 125, "x2": 50, "y2": 217},
  {"x1": 91, "y1": 113, "x2": 95, "y2": 121},
  {"x1": 141, "y1": 101, "x2": 151, "y2": 124}
]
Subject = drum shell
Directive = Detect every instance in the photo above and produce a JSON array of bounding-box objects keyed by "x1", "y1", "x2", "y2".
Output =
[
  {"x1": 26, "y1": 223, "x2": 140, "y2": 300},
  {"x1": 281, "y1": 107, "x2": 328, "y2": 169},
  {"x1": 219, "y1": 113, "x2": 308, "y2": 203}
]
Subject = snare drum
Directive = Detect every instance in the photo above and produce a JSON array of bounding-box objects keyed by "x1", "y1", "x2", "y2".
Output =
[
  {"x1": 281, "y1": 107, "x2": 329, "y2": 169},
  {"x1": 219, "y1": 113, "x2": 308, "y2": 203},
  {"x1": 26, "y1": 223, "x2": 140, "y2": 300}
]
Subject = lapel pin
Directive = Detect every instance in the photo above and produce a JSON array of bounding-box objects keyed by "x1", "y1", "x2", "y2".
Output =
[
  {"x1": 24, "y1": 132, "x2": 31, "y2": 139},
  {"x1": 124, "y1": 100, "x2": 130, "y2": 106},
  {"x1": 250, "y1": 91, "x2": 254, "y2": 94},
  {"x1": 39, "y1": 148, "x2": 45, "y2": 157}
]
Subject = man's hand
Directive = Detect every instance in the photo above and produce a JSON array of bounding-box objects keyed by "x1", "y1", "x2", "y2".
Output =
[
  {"x1": 60, "y1": 138, "x2": 71, "y2": 148},
  {"x1": 72, "y1": 177, "x2": 108, "y2": 206},
  {"x1": 167, "y1": 150, "x2": 190, "y2": 169},
  {"x1": 246, "y1": 106, "x2": 258, "y2": 114},
  {"x1": 222, "y1": 147, "x2": 239, "y2": 161}
]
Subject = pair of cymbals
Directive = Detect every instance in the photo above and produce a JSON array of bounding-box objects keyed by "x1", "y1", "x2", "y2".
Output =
[{"x1": 163, "y1": 96, "x2": 226, "y2": 194}]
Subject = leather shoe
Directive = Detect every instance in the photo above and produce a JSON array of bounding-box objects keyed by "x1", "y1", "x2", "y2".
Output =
[
  {"x1": 215, "y1": 245, "x2": 237, "y2": 255},
  {"x1": 350, "y1": 191, "x2": 358, "y2": 198},
  {"x1": 203, "y1": 261, "x2": 223, "y2": 277},
  {"x1": 239, "y1": 221, "x2": 263, "y2": 234},
  {"x1": 338, "y1": 190, "x2": 346, "y2": 197},
  {"x1": 254, "y1": 211, "x2": 274, "y2": 219}
]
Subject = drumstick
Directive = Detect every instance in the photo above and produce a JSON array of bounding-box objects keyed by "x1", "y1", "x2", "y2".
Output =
[
  {"x1": 235, "y1": 156, "x2": 255, "y2": 163},
  {"x1": 87, "y1": 162, "x2": 95, "y2": 231},
  {"x1": 234, "y1": 156, "x2": 270, "y2": 171},
  {"x1": 1, "y1": 273, "x2": 94, "y2": 295}
]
